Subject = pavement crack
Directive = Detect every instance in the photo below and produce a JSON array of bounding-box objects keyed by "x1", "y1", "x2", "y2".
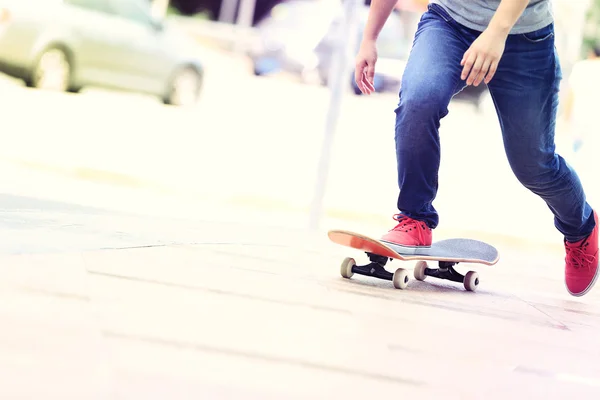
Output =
[
  {"x1": 103, "y1": 330, "x2": 424, "y2": 387},
  {"x1": 341, "y1": 286, "x2": 570, "y2": 330},
  {"x1": 87, "y1": 270, "x2": 351, "y2": 315},
  {"x1": 13, "y1": 286, "x2": 90, "y2": 302},
  {"x1": 517, "y1": 296, "x2": 570, "y2": 331}
]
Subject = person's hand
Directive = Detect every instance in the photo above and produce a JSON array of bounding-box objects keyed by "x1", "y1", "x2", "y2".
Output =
[
  {"x1": 354, "y1": 39, "x2": 377, "y2": 95},
  {"x1": 460, "y1": 27, "x2": 508, "y2": 86}
]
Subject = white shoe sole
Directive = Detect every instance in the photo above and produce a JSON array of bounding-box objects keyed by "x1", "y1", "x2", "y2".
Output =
[{"x1": 381, "y1": 240, "x2": 431, "y2": 255}]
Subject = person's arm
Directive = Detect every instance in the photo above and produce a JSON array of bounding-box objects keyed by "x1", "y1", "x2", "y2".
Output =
[
  {"x1": 461, "y1": 0, "x2": 531, "y2": 86},
  {"x1": 354, "y1": 0, "x2": 398, "y2": 94},
  {"x1": 362, "y1": 0, "x2": 400, "y2": 42},
  {"x1": 487, "y1": 0, "x2": 531, "y2": 35}
]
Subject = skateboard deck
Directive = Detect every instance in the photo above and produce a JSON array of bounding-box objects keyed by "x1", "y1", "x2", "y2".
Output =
[
  {"x1": 328, "y1": 230, "x2": 499, "y2": 265},
  {"x1": 328, "y1": 229, "x2": 499, "y2": 291}
]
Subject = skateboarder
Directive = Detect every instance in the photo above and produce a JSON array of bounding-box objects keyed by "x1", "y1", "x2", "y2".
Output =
[{"x1": 354, "y1": 0, "x2": 599, "y2": 297}]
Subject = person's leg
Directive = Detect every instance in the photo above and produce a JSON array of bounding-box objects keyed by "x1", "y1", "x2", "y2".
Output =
[
  {"x1": 487, "y1": 23, "x2": 598, "y2": 296},
  {"x1": 381, "y1": 4, "x2": 471, "y2": 251}
]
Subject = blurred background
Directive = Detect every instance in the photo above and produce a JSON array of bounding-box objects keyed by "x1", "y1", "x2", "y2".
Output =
[{"x1": 0, "y1": 0, "x2": 598, "y2": 246}]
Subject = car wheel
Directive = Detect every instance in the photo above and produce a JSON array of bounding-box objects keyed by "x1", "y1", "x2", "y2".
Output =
[
  {"x1": 164, "y1": 66, "x2": 202, "y2": 107},
  {"x1": 28, "y1": 47, "x2": 72, "y2": 92}
]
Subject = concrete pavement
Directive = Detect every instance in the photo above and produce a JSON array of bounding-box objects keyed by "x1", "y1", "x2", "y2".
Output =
[{"x1": 1, "y1": 191, "x2": 600, "y2": 399}]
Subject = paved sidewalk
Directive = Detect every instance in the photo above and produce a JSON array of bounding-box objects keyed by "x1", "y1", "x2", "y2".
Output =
[{"x1": 2, "y1": 219, "x2": 600, "y2": 399}]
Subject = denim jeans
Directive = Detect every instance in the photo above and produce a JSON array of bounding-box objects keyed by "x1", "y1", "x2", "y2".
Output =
[{"x1": 394, "y1": 4, "x2": 595, "y2": 242}]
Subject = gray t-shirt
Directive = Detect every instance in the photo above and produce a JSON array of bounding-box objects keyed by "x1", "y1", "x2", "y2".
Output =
[{"x1": 429, "y1": 0, "x2": 553, "y2": 34}]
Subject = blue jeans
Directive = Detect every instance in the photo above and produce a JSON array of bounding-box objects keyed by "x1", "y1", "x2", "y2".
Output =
[{"x1": 395, "y1": 4, "x2": 595, "y2": 242}]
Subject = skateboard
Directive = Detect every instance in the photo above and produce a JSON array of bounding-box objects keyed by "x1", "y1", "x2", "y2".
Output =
[{"x1": 328, "y1": 229, "x2": 499, "y2": 292}]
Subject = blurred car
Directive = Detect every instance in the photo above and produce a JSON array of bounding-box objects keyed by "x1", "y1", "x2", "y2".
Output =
[{"x1": 0, "y1": 0, "x2": 204, "y2": 106}]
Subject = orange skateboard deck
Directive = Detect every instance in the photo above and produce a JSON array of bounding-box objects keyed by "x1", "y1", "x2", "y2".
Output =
[{"x1": 328, "y1": 229, "x2": 499, "y2": 292}]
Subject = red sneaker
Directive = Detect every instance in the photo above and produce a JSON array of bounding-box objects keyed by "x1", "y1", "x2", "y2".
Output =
[
  {"x1": 381, "y1": 214, "x2": 432, "y2": 254},
  {"x1": 565, "y1": 210, "x2": 599, "y2": 297}
]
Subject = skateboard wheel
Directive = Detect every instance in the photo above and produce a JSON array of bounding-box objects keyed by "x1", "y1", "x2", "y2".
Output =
[
  {"x1": 413, "y1": 261, "x2": 427, "y2": 281},
  {"x1": 340, "y1": 257, "x2": 355, "y2": 279},
  {"x1": 392, "y1": 268, "x2": 409, "y2": 290},
  {"x1": 463, "y1": 271, "x2": 479, "y2": 292}
]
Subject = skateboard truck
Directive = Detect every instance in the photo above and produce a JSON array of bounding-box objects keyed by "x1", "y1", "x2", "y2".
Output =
[
  {"x1": 348, "y1": 252, "x2": 394, "y2": 281},
  {"x1": 340, "y1": 252, "x2": 410, "y2": 290},
  {"x1": 424, "y1": 261, "x2": 471, "y2": 284},
  {"x1": 414, "y1": 261, "x2": 480, "y2": 291}
]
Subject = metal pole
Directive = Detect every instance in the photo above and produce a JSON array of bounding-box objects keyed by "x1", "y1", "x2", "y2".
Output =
[
  {"x1": 233, "y1": 0, "x2": 258, "y2": 52},
  {"x1": 218, "y1": 0, "x2": 239, "y2": 23},
  {"x1": 308, "y1": 0, "x2": 362, "y2": 230},
  {"x1": 151, "y1": 0, "x2": 170, "y2": 18}
]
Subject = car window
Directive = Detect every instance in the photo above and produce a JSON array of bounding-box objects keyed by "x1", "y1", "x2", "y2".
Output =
[
  {"x1": 64, "y1": 0, "x2": 112, "y2": 14},
  {"x1": 108, "y1": 0, "x2": 154, "y2": 25}
]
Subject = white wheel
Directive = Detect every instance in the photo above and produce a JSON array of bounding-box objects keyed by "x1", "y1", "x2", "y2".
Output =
[
  {"x1": 413, "y1": 261, "x2": 427, "y2": 281},
  {"x1": 340, "y1": 257, "x2": 355, "y2": 279},
  {"x1": 31, "y1": 47, "x2": 71, "y2": 91},
  {"x1": 463, "y1": 271, "x2": 479, "y2": 292},
  {"x1": 164, "y1": 66, "x2": 202, "y2": 107},
  {"x1": 392, "y1": 268, "x2": 410, "y2": 289}
]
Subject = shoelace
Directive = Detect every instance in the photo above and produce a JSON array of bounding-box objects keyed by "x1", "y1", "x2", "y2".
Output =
[
  {"x1": 391, "y1": 214, "x2": 427, "y2": 232},
  {"x1": 565, "y1": 241, "x2": 597, "y2": 270}
]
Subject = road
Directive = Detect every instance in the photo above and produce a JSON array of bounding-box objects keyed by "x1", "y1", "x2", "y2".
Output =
[{"x1": 1, "y1": 46, "x2": 600, "y2": 399}]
